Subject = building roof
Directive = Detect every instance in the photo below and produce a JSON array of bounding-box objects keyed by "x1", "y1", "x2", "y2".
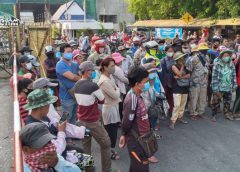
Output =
[
  {"x1": 130, "y1": 18, "x2": 240, "y2": 28},
  {"x1": 51, "y1": 0, "x2": 73, "y2": 21}
]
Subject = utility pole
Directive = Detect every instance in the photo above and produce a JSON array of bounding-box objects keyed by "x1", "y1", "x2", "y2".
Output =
[{"x1": 13, "y1": 0, "x2": 20, "y2": 50}]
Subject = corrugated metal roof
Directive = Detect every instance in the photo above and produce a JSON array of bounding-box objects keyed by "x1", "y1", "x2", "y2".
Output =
[
  {"x1": 51, "y1": 0, "x2": 73, "y2": 21},
  {"x1": 130, "y1": 18, "x2": 240, "y2": 28}
]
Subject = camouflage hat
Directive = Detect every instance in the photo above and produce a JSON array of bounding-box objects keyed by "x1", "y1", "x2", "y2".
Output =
[{"x1": 24, "y1": 89, "x2": 58, "y2": 110}]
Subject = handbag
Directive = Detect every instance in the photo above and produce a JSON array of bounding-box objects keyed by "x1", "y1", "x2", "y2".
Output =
[
  {"x1": 176, "y1": 78, "x2": 190, "y2": 87},
  {"x1": 131, "y1": 129, "x2": 158, "y2": 157}
]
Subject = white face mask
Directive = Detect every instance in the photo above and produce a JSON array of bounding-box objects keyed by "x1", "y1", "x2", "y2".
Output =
[
  {"x1": 25, "y1": 62, "x2": 33, "y2": 70},
  {"x1": 24, "y1": 52, "x2": 31, "y2": 56},
  {"x1": 99, "y1": 48, "x2": 105, "y2": 54},
  {"x1": 182, "y1": 48, "x2": 190, "y2": 54},
  {"x1": 167, "y1": 52, "x2": 174, "y2": 57}
]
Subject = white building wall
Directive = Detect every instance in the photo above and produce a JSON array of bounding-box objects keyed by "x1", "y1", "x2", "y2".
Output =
[
  {"x1": 96, "y1": 0, "x2": 135, "y2": 30},
  {"x1": 65, "y1": 1, "x2": 85, "y2": 15}
]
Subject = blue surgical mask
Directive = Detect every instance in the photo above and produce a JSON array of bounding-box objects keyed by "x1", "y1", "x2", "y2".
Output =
[
  {"x1": 222, "y1": 56, "x2": 231, "y2": 63},
  {"x1": 159, "y1": 45, "x2": 165, "y2": 51},
  {"x1": 64, "y1": 53, "x2": 73, "y2": 60},
  {"x1": 48, "y1": 88, "x2": 54, "y2": 96},
  {"x1": 90, "y1": 71, "x2": 97, "y2": 79},
  {"x1": 143, "y1": 82, "x2": 150, "y2": 92},
  {"x1": 56, "y1": 51, "x2": 61, "y2": 59},
  {"x1": 149, "y1": 73, "x2": 156, "y2": 80}
]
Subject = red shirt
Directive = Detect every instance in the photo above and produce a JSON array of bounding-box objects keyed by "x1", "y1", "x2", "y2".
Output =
[
  {"x1": 18, "y1": 97, "x2": 28, "y2": 125},
  {"x1": 122, "y1": 91, "x2": 150, "y2": 136}
]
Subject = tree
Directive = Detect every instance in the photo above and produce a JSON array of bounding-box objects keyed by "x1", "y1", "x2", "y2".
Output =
[{"x1": 126, "y1": 0, "x2": 240, "y2": 19}]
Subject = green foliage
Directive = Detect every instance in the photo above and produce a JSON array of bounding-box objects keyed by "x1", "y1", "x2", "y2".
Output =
[
  {"x1": 51, "y1": 26, "x2": 60, "y2": 39},
  {"x1": 126, "y1": 0, "x2": 240, "y2": 19}
]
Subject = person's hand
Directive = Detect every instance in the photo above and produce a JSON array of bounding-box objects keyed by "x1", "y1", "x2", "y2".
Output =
[
  {"x1": 58, "y1": 121, "x2": 67, "y2": 132},
  {"x1": 214, "y1": 92, "x2": 222, "y2": 98},
  {"x1": 174, "y1": 75, "x2": 180, "y2": 79},
  {"x1": 119, "y1": 135, "x2": 126, "y2": 148},
  {"x1": 40, "y1": 152, "x2": 58, "y2": 167}
]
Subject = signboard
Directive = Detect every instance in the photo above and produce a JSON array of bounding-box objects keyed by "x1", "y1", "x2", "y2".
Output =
[
  {"x1": 0, "y1": 0, "x2": 16, "y2": 4},
  {"x1": 0, "y1": 11, "x2": 20, "y2": 26},
  {"x1": 182, "y1": 12, "x2": 193, "y2": 24},
  {"x1": 155, "y1": 28, "x2": 182, "y2": 39}
]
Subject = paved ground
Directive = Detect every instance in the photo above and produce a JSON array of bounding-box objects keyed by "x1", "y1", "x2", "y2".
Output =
[
  {"x1": 0, "y1": 79, "x2": 14, "y2": 172},
  {"x1": 1, "y1": 78, "x2": 240, "y2": 172}
]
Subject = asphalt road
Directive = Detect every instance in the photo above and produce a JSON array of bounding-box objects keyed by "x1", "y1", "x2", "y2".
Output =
[{"x1": 1, "y1": 78, "x2": 240, "y2": 172}]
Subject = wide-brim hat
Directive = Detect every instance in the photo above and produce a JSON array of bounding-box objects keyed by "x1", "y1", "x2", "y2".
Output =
[
  {"x1": 219, "y1": 50, "x2": 233, "y2": 58},
  {"x1": 112, "y1": 52, "x2": 124, "y2": 64},
  {"x1": 24, "y1": 89, "x2": 58, "y2": 111},
  {"x1": 174, "y1": 51, "x2": 188, "y2": 61},
  {"x1": 198, "y1": 42, "x2": 209, "y2": 50}
]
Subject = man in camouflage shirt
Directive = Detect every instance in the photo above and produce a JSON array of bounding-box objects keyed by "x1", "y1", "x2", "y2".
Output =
[{"x1": 187, "y1": 43, "x2": 209, "y2": 120}]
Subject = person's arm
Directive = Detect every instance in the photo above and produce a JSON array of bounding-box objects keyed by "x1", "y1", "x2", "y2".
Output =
[
  {"x1": 100, "y1": 81, "x2": 120, "y2": 100},
  {"x1": 92, "y1": 88, "x2": 105, "y2": 104},
  {"x1": 51, "y1": 132, "x2": 66, "y2": 155},
  {"x1": 121, "y1": 95, "x2": 136, "y2": 136},
  {"x1": 65, "y1": 123, "x2": 86, "y2": 139},
  {"x1": 44, "y1": 61, "x2": 55, "y2": 71},
  {"x1": 113, "y1": 68, "x2": 129, "y2": 84},
  {"x1": 63, "y1": 71, "x2": 81, "y2": 82},
  {"x1": 172, "y1": 65, "x2": 184, "y2": 77}
]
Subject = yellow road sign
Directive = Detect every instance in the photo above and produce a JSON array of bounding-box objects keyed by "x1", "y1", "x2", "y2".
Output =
[{"x1": 182, "y1": 12, "x2": 193, "y2": 24}]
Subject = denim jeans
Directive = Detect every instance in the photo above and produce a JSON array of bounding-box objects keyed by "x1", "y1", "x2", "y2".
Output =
[{"x1": 61, "y1": 98, "x2": 78, "y2": 125}]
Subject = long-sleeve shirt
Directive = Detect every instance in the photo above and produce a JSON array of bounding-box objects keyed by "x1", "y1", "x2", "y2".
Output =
[
  {"x1": 25, "y1": 115, "x2": 66, "y2": 155},
  {"x1": 74, "y1": 79, "x2": 105, "y2": 122},
  {"x1": 211, "y1": 60, "x2": 237, "y2": 92},
  {"x1": 122, "y1": 90, "x2": 150, "y2": 137},
  {"x1": 113, "y1": 65, "x2": 129, "y2": 95}
]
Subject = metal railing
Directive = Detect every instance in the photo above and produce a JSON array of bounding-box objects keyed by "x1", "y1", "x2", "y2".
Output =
[{"x1": 13, "y1": 44, "x2": 24, "y2": 172}]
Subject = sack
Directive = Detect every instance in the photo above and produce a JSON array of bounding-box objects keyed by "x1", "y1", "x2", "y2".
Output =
[
  {"x1": 132, "y1": 130, "x2": 158, "y2": 157},
  {"x1": 176, "y1": 78, "x2": 190, "y2": 87}
]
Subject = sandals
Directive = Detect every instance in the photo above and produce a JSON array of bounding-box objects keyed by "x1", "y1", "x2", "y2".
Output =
[{"x1": 111, "y1": 150, "x2": 120, "y2": 160}]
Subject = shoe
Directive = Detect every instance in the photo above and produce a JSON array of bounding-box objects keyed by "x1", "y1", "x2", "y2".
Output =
[
  {"x1": 197, "y1": 114, "x2": 207, "y2": 119},
  {"x1": 148, "y1": 156, "x2": 159, "y2": 163},
  {"x1": 190, "y1": 115, "x2": 198, "y2": 121},
  {"x1": 178, "y1": 118, "x2": 188, "y2": 124},
  {"x1": 225, "y1": 115, "x2": 234, "y2": 121},
  {"x1": 211, "y1": 116, "x2": 217, "y2": 122},
  {"x1": 169, "y1": 122, "x2": 175, "y2": 130}
]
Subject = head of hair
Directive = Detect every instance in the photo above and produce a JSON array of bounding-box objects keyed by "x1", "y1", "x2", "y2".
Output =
[
  {"x1": 100, "y1": 57, "x2": 115, "y2": 72},
  {"x1": 165, "y1": 45, "x2": 174, "y2": 52},
  {"x1": 17, "y1": 78, "x2": 33, "y2": 93},
  {"x1": 60, "y1": 43, "x2": 71, "y2": 53},
  {"x1": 128, "y1": 66, "x2": 148, "y2": 88},
  {"x1": 96, "y1": 59, "x2": 103, "y2": 67}
]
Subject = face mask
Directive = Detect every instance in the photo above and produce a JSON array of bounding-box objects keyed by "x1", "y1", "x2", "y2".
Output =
[
  {"x1": 143, "y1": 82, "x2": 150, "y2": 92},
  {"x1": 159, "y1": 45, "x2": 165, "y2": 51},
  {"x1": 47, "y1": 52, "x2": 55, "y2": 58},
  {"x1": 90, "y1": 71, "x2": 97, "y2": 79},
  {"x1": 190, "y1": 44, "x2": 196, "y2": 49},
  {"x1": 150, "y1": 49, "x2": 157, "y2": 55},
  {"x1": 167, "y1": 52, "x2": 174, "y2": 57},
  {"x1": 25, "y1": 62, "x2": 33, "y2": 70},
  {"x1": 24, "y1": 52, "x2": 31, "y2": 56},
  {"x1": 182, "y1": 48, "x2": 190, "y2": 54},
  {"x1": 108, "y1": 67, "x2": 115, "y2": 74},
  {"x1": 213, "y1": 45, "x2": 219, "y2": 49},
  {"x1": 222, "y1": 56, "x2": 230, "y2": 63},
  {"x1": 64, "y1": 53, "x2": 73, "y2": 60},
  {"x1": 200, "y1": 50, "x2": 208, "y2": 56},
  {"x1": 99, "y1": 48, "x2": 105, "y2": 54},
  {"x1": 48, "y1": 88, "x2": 54, "y2": 96},
  {"x1": 56, "y1": 51, "x2": 61, "y2": 59},
  {"x1": 149, "y1": 73, "x2": 156, "y2": 80}
]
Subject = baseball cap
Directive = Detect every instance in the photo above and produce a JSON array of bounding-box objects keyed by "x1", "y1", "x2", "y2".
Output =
[
  {"x1": 27, "y1": 55, "x2": 40, "y2": 67},
  {"x1": 20, "y1": 122, "x2": 56, "y2": 148},
  {"x1": 18, "y1": 55, "x2": 30, "y2": 64},
  {"x1": 79, "y1": 61, "x2": 94, "y2": 73},
  {"x1": 33, "y1": 78, "x2": 58, "y2": 89}
]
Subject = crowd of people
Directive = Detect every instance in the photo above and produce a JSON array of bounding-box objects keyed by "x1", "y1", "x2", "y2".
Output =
[{"x1": 11, "y1": 29, "x2": 240, "y2": 172}]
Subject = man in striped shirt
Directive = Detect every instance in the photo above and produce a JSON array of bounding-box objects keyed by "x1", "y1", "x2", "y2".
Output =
[{"x1": 75, "y1": 61, "x2": 116, "y2": 172}]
